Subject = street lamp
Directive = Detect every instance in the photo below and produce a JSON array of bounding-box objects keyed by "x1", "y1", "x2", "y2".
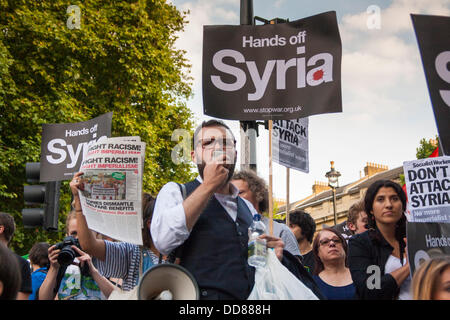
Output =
[{"x1": 325, "y1": 161, "x2": 341, "y2": 226}]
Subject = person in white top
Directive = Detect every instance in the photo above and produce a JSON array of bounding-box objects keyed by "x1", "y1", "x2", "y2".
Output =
[
  {"x1": 348, "y1": 179, "x2": 411, "y2": 300},
  {"x1": 151, "y1": 120, "x2": 285, "y2": 259},
  {"x1": 151, "y1": 120, "x2": 285, "y2": 300}
]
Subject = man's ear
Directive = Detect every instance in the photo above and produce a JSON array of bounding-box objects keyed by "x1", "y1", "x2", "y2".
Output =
[
  {"x1": 0, "y1": 225, "x2": 4, "y2": 235},
  {"x1": 347, "y1": 222, "x2": 356, "y2": 232},
  {"x1": 191, "y1": 149, "x2": 201, "y2": 165}
]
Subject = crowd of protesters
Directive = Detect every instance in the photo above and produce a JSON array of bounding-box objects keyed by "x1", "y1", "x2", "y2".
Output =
[{"x1": 1, "y1": 119, "x2": 449, "y2": 301}]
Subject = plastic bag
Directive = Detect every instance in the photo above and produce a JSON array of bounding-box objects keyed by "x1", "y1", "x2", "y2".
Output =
[{"x1": 248, "y1": 249, "x2": 319, "y2": 300}]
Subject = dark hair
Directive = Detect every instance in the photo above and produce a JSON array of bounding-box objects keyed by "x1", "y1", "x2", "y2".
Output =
[
  {"x1": 0, "y1": 212, "x2": 15, "y2": 245},
  {"x1": 232, "y1": 170, "x2": 269, "y2": 213},
  {"x1": 29, "y1": 242, "x2": 50, "y2": 268},
  {"x1": 142, "y1": 193, "x2": 156, "y2": 249},
  {"x1": 364, "y1": 179, "x2": 407, "y2": 263},
  {"x1": 288, "y1": 209, "x2": 316, "y2": 243},
  {"x1": 312, "y1": 227, "x2": 348, "y2": 275},
  {"x1": 192, "y1": 119, "x2": 235, "y2": 149},
  {"x1": 0, "y1": 244, "x2": 21, "y2": 300}
]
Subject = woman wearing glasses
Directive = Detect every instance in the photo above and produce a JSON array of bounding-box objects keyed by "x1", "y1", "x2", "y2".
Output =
[
  {"x1": 311, "y1": 228, "x2": 356, "y2": 300},
  {"x1": 348, "y1": 180, "x2": 410, "y2": 300}
]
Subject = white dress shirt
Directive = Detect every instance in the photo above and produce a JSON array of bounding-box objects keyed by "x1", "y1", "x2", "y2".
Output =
[
  {"x1": 384, "y1": 255, "x2": 412, "y2": 300},
  {"x1": 151, "y1": 176, "x2": 258, "y2": 255}
]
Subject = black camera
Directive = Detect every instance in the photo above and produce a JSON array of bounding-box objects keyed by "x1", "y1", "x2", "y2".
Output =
[{"x1": 54, "y1": 236, "x2": 82, "y2": 267}]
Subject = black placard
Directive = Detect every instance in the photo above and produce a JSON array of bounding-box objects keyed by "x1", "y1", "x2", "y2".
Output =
[
  {"x1": 411, "y1": 14, "x2": 450, "y2": 156},
  {"x1": 202, "y1": 11, "x2": 342, "y2": 120},
  {"x1": 39, "y1": 112, "x2": 113, "y2": 181}
]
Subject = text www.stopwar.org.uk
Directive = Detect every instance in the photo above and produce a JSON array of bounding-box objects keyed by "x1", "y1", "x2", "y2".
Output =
[{"x1": 243, "y1": 105, "x2": 302, "y2": 113}]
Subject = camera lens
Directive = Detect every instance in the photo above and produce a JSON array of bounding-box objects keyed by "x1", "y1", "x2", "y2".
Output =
[{"x1": 57, "y1": 247, "x2": 76, "y2": 267}]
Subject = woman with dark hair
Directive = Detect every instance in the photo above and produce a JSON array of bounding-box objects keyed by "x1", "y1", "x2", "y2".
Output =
[
  {"x1": 312, "y1": 228, "x2": 356, "y2": 300},
  {"x1": 348, "y1": 179, "x2": 411, "y2": 300}
]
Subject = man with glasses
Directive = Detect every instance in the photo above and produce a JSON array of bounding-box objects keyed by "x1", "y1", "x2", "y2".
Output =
[{"x1": 151, "y1": 119, "x2": 285, "y2": 300}]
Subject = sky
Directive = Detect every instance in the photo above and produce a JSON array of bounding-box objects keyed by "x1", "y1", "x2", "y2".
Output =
[{"x1": 169, "y1": 0, "x2": 449, "y2": 204}]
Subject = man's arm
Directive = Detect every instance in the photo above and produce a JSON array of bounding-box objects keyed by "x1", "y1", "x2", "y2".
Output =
[
  {"x1": 181, "y1": 182, "x2": 216, "y2": 231},
  {"x1": 38, "y1": 246, "x2": 60, "y2": 300},
  {"x1": 72, "y1": 246, "x2": 115, "y2": 299},
  {"x1": 151, "y1": 182, "x2": 193, "y2": 255},
  {"x1": 71, "y1": 172, "x2": 106, "y2": 260},
  {"x1": 183, "y1": 162, "x2": 230, "y2": 230},
  {"x1": 151, "y1": 163, "x2": 229, "y2": 255}
]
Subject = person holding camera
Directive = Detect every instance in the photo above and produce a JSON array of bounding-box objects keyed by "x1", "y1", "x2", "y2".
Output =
[{"x1": 38, "y1": 211, "x2": 115, "y2": 300}]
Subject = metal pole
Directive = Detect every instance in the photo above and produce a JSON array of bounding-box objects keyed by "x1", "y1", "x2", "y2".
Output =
[
  {"x1": 239, "y1": 0, "x2": 257, "y2": 172},
  {"x1": 332, "y1": 187, "x2": 337, "y2": 225},
  {"x1": 268, "y1": 120, "x2": 273, "y2": 236},
  {"x1": 286, "y1": 167, "x2": 290, "y2": 226},
  {"x1": 240, "y1": 0, "x2": 253, "y2": 24}
]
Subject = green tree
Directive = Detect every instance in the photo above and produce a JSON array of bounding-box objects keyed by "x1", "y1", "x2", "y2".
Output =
[
  {"x1": 0, "y1": 0, "x2": 196, "y2": 255},
  {"x1": 416, "y1": 136, "x2": 439, "y2": 159},
  {"x1": 399, "y1": 135, "x2": 439, "y2": 185}
]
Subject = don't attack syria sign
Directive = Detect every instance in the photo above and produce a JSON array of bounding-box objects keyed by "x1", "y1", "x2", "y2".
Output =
[{"x1": 202, "y1": 11, "x2": 342, "y2": 121}]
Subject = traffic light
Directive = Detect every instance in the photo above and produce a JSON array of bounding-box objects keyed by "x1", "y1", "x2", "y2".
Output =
[{"x1": 22, "y1": 162, "x2": 60, "y2": 231}]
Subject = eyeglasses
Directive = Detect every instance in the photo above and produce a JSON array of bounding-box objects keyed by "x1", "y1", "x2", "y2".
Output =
[
  {"x1": 197, "y1": 138, "x2": 236, "y2": 149},
  {"x1": 319, "y1": 237, "x2": 343, "y2": 246}
]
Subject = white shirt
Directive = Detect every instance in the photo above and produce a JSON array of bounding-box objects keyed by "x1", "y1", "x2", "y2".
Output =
[
  {"x1": 384, "y1": 254, "x2": 412, "y2": 300},
  {"x1": 151, "y1": 176, "x2": 259, "y2": 255}
]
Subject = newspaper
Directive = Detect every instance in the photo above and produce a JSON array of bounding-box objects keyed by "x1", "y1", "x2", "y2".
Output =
[
  {"x1": 403, "y1": 156, "x2": 450, "y2": 222},
  {"x1": 77, "y1": 136, "x2": 146, "y2": 245}
]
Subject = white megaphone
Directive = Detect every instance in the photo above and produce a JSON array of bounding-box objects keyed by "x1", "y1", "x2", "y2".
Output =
[{"x1": 137, "y1": 264, "x2": 200, "y2": 300}]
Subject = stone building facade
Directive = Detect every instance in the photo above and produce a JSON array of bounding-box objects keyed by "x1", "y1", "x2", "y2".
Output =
[{"x1": 279, "y1": 163, "x2": 404, "y2": 233}]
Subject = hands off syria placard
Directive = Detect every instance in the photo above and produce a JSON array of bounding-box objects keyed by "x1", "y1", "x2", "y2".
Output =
[
  {"x1": 40, "y1": 113, "x2": 112, "y2": 182},
  {"x1": 202, "y1": 11, "x2": 342, "y2": 120}
]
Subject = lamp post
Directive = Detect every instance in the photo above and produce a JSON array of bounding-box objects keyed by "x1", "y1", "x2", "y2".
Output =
[{"x1": 325, "y1": 161, "x2": 341, "y2": 226}]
